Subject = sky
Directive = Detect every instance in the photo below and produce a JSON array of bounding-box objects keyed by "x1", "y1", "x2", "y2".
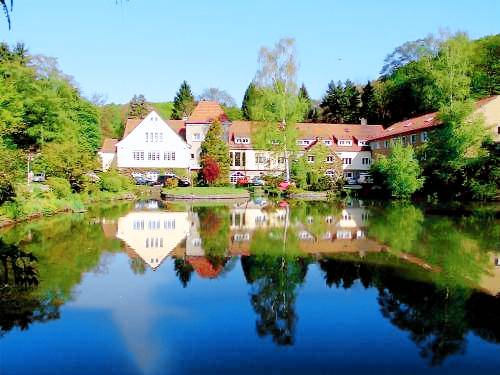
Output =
[{"x1": 2, "y1": 0, "x2": 499, "y2": 105}]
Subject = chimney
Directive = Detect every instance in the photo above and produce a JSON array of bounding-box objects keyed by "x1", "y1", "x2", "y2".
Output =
[{"x1": 360, "y1": 118, "x2": 367, "y2": 125}]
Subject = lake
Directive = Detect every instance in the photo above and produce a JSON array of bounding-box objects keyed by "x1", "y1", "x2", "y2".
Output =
[{"x1": 0, "y1": 199, "x2": 499, "y2": 375}]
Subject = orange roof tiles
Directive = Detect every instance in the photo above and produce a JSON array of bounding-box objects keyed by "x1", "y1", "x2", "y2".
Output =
[
  {"x1": 187, "y1": 256, "x2": 224, "y2": 279},
  {"x1": 100, "y1": 138, "x2": 118, "y2": 153},
  {"x1": 187, "y1": 101, "x2": 228, "y2": 123},
  {"x1": 370, "y1": 96, "x2": 498, "y2": 141}
]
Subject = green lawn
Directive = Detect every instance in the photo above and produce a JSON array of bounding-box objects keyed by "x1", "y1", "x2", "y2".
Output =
[{"x1": 162, "y1": 186, "x2": 249, "y2": 196}]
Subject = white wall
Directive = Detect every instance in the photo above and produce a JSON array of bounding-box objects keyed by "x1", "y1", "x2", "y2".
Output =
[
  {"x1": 185, "y1": 123, "x2": 210, "y2": 169},
  {"x1": 98, "y1": 152, "x2": 115, "y2": 171},
  {"x1": 336, "y1": 151, "x2": 372, "y2": 172},
  {"x1": 116, "y1": 111, "x2": 190, "y2": 169}
]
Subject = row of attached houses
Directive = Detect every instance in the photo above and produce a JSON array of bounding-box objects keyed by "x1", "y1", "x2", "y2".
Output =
[{"x1": 99, "y1": 97, "x2": 500, "y2": 183}]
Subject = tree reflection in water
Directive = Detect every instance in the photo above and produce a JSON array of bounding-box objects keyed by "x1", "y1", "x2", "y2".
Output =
[
  {"x1": 319, "y1": 257, "x2": 500, "y2": 366},
  {"x1": 0, "y1": 239, "x2": 59, "y2": 337},
  {"x1": 241, "y1": 254, "x2": 309, "y2": 346}
]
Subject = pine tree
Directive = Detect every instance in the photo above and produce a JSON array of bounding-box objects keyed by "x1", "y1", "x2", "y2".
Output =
[
  {"x1": 299, "y1": 83, "x2": 314, "y2": 122},
  {"x1": 241, "y1": 82, "x2": 258, "y2": 120},
  {"x1": 320, "y1": 81, "x2": 344, "y2": 123},
  {"x1": 360, "y1": 81, "x2": 379, "y2": 124},
  {"x1": 200, "y1": 120, "x2": 230, "y2": 185},
  {"x1": 172, "y1": 80, "x2": 195, "y2": 120},
  {"x1": 128, "y1": 94, "x2": 148, "y2": 119},
  {"x1": 343, "y1": 80, "x2": 361, "y2": 123}
]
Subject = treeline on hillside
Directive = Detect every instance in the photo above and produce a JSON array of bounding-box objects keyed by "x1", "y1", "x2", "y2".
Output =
[
  {"x1": 240, "y1": 33, "x2": 500, "y2": 125},
  {"x1": 101, "y1": 83, "x2": 244, "y2": 139}
]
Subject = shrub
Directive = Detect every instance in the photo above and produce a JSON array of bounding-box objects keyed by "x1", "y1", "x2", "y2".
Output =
[
  {"x1": 100, "y1": 172, "x2": 131, "y2": 192},
  {"x1": 164, "y1": 178, "x2": 178, "y2": 189},
  {"x1": 46, "y1": 177, "x2": 72, "y2": 198}
]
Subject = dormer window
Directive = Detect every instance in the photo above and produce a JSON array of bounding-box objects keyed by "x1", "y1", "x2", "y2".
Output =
[
  {"x1": 235, "y1": 137, "x2": 250, "y2": 144},
  {"x1": 338, "y1": 140, "x2": 352, "y2": 146},
  {"x1": 297, "y1": 140, "x2": 311, "y2": 146},
  {"x1": 358, "y1": 140, "x2": 368, "y2": 146},
  {"x1": 323, "y1": 140, "x2": 332, "y2": 145}
]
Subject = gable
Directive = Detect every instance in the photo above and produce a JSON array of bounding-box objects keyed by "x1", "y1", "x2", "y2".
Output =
[{"x1": 117, "y1": 111, "x2": 189, "y2": 148}]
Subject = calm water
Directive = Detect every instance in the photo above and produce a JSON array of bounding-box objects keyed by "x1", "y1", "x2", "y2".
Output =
[{"x1": 0, "y1": 199, "x2": 499, "y2": 375}]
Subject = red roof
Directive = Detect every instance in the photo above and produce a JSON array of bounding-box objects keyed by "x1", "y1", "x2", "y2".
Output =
[
  {"x1": 369, "y1": 96, "x2": 498, "y2": 141},
  {"x1": 187, "y1": 256, "x2": 224, "y2": 279},
  {"x1": 99, "y1": 138, "x2": 118, "y2": 153},
  {"x1": 187, "y1": 101, "x2": 228, "y2": 123},
  {"x1": 228, "y1": 121, "x2": 384, "y2": 152}
]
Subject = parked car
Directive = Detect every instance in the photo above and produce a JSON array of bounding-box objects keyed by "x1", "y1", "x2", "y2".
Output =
[
  {"x1": 32, "y1": 172, "x2": 46, "y2": 183},
  {"x1": 134, "y1": 176, "x2": 149, "y2": 185},
  {"x1": 237, "y1": 177, "x2": 250, "y2": 186},
  {"x1": 144, "y1": 171, "x2": 160, "y2": 183},
  {"x1": 346, "y1": 177, "x2": 357, "y2": 185},
  {"x1": 250, "y1": 176, "x2": 265, "y2": 186},
  {"x1": 357, "y1": 173, "x2": 373, "y2": 184}
]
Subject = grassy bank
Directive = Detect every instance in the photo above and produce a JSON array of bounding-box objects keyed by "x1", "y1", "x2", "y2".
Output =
[{"x1": 162, "y1": 186, "x2": 249, "y2": 197}]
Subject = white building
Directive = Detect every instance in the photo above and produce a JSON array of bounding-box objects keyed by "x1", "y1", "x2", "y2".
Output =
[{"x1": 98, "y1": 101, "x2": 384, "y2": 180}]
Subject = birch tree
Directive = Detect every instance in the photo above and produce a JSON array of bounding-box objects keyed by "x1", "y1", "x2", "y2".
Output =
[{"x1": 249, "y1": 38, "x2": 308, "y2": 182}]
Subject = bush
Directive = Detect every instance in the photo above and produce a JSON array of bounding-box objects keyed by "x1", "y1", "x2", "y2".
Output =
[
  {"x1": 164, "y1": 178, "x2": 178, "y2": 189},
  {"x1": 310, "y1": 176, "x2": 338, "y2": 192},
  {"x1": 46, "y1": 177, "x2": 72, "y2": 198},
  {"x1": 99, "y1": 172, "x2": 131, "y2": 192}
]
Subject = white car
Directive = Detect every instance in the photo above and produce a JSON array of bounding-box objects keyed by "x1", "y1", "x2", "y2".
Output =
[
  {"x1": 358, "y1": 173, "x2": 373, "y2": 184},
  {"x1": 144, "y1": 171, "x2": 160, "y2": 183}
]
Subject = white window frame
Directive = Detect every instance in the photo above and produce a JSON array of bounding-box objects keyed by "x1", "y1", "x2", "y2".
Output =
[{"x1": 338, "y1": 140, "x2": 353, "y2": 146}]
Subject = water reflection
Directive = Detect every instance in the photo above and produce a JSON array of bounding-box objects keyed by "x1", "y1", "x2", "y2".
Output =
[{"x1": 1, "y1": 199, "x2": 499, "y2": 373}]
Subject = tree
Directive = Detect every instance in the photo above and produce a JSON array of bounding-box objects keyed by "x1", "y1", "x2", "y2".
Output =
[
  {"x1": 298, "y1": 83, "x2": 314, "y2": 121},
  {"x1": 127, "y1": 94, "x2": 148, "y2": 119},
  {"x1": 381, "y1": 35, "x2": 439, "y2": 77},
  {"x1": 200, "y1": 120, "x2": 230, "y2": 185},
  {"x1": 198, "y1": 87, "x2": 236, "y2": 107},
  {"x1": 360, "y1": 81, "x2": 379, "y2": 124},
  {"x1": 372, "y1": 143, "x2": 424, "y2": 199},
  {"x1": 172, "y1": 80, "x2": 195, "y2": 120},
  {"x1": 320, "y1": 80, "x2": 344, "y2": 123},
  {"x1": 241, "y1": 82, "x2": 259, "y2": 120},
  {"x1": 250, "y1": 38, "x2": 308, "y2": 181},
  {"x1": 471, "y1": 34, "x2": 500, "y2": 97},
  {"x1": 343, "y1": 79, "x2": 361, "y2": 123},
  {"x1": 1, "y1": 0, "x2": 12, "y2": 29}
]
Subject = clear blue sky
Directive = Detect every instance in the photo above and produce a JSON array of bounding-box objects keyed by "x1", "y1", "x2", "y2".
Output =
[{"x1": 2, "y1": 0, "x2": 499, "y2": 105}]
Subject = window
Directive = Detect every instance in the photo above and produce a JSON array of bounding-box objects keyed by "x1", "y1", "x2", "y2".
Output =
[
  {"x1": 192, "y1": 238, "x2": 201, "y2": 247},
  {"x1": 421, "y1": 131, "x2": 428, "y2": 142},
  {"x1": 326, "y1": 155, "x2": 335, "y2": 163},
  {"x1": 342, "y1": 158, "x2": 352, "y2": 165},
  {"x1": 338, "y1": 140, "x2": 353, "y2": 146},
  {"x1": 242, "y1": 152, "x2": 246, "y2": 166},
  {"x1": 401, "y1": 136, "x2": 407, "y2": 145},
  {"x1": 164, "y1": 152, "x2": 176, "y2": 161},
  {"x1": 154, "y1": 133, "x2": 158, "y2": 142},
  {"x1": 255, "y1": 154, "x2": 266, "y2": 164},
  {"x1": 159, "y1": 133, "x2": 163, "y2": 142},
  {"x1": 325, "y1": 169, "x2": 335, "y2": 177},
  {"x1": 497, "y1": 125, "x2": 500, "y2": 135},
  {"x1": 235, "y1": 152, "x2": 241, "y2": 166},
  {"x1": 411, "y1": 134, "x2": 417, "y2": 144},
  {"x1": 297, "y1": 140, "x2": 311, "y2": 146},
  {"x1": 384, "y1": 140, "x2": 390, "y2": 148},
  {"x1": 194, "y1": 133, "x2": 201, "y2": 141},
  {"x1": 191, "y1": 153, "x2": 195, "y2": 159},
  {"x1": 323, "y1": 140, "x2": 332, "y2": 145},
  {"x1": 307, "y1": 155, "x2": 315, "y2": 162},
  {"x1": 148, "y1": 151, "x2": 160, "y2": 161},
  {"x1": 278, "y1": 157, "x2": 285, "y2": 163},
  {"x1": 358, "y1": 140, "x2": 368, "y2": 146},
  {"x1": 133, "y1": 220, "x2": 144, "y2": 230},
  {"x1": 164, "y1": 219, "x2": 176, "y2": 230},
  {"x1": 149, "y1": 133, "x2": 154, "y2": 142},
  {"x1": 235, "y1": 137, "x2": 250, "y2": 144},
  {"x1": 362, "y1": 157, "x2": 371, "y2": 165},
  {"x1": 145, "y1": 132, "x2": 148, "y2": 142},
  {"x1": 133, "y1": 151, "x2": 144, "y2": 160}
]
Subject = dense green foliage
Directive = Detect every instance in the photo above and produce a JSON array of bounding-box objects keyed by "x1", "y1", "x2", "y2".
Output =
[
  {"x1": 200, "y1": 120, "x2": 230, "y2": 185},
  {"x1": 0, "y1": 43, "x2": 101, "y2": 202},
  {"x1": 320, "y1": 79, "x2": 361, "y2": 123},
  {"x1": 372, "y1": 143, "x2": 424, "y2": 199},
  {"x1": 172, "y1": 80, "x2": 195, "y2": 119}
]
